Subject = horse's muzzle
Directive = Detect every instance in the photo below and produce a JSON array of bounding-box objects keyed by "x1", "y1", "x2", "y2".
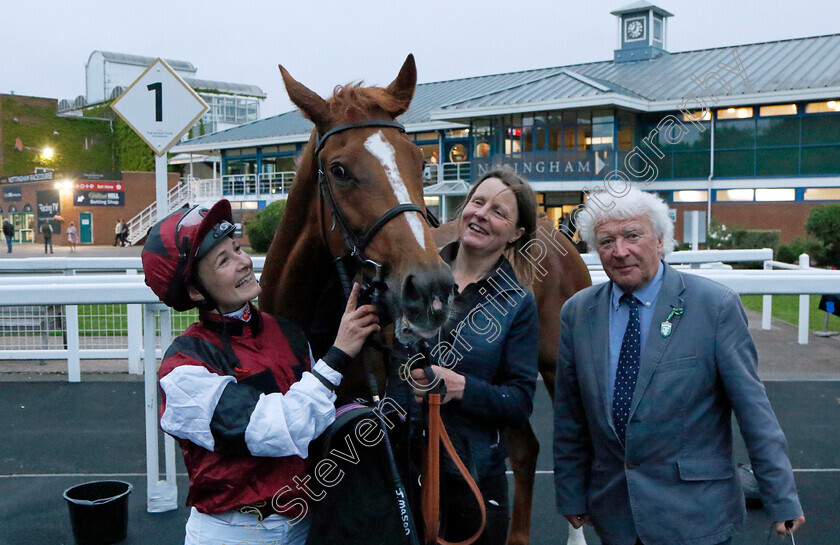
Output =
[{"x1": 399, "y1": 264, "x2": 454, "y2": 336}]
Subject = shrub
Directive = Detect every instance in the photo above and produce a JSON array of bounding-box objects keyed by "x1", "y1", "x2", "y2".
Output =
[
  {"x1": 779, "y1": 236, "x2": 828, "y2": 266},
  {"x1": 806, "y1": 204, "x2": 840, "y2": 267},
  {"x1": 730, "y1": 229, "x2": 780, "y2": 251},
  {"x1": 245, "y1": 200, "x2": 286, "y2": 253}
]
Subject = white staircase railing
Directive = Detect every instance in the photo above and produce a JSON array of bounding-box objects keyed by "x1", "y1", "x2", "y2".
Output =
[{"x1": 125, "y1": 181, "x2": 196, "y2": 246}]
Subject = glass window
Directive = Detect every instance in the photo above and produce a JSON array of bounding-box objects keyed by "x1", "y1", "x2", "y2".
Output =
[
  {"x1": 576, "y1": 110, "x2": 591, "y2": 125},
  {"x1": 548, "y1": 112, "x2": 563, "y2": 124},
  {"x1": 716, "y1": 119, "x2": 755, "y2": 149},
  {"x1": 563, "y1": 126, "x2": 575, "y2": 150},
  {"x1": 413, "y1": 132, "x2": 439, "y2": 142},
  {"x1": 535, "y1": 127, "x2": 546, "y2": 151},
  {"x1": 681, "y1": 111, "x2": 711, "y2": 122},
  {"x1": 802, "y1": 116, "x2": 840, "y2": 144},
  {"x1": 618, "y1": 126, "x2": 634, "y2": 151},
  {"x1": 804, "y1": 188, "x2": 840, "y2": 200},
  {"x1": 756, "y1": 117, "x2": 799, "y2": 147},
  {"x1": 717, "y1": 107, "x2": 753, "y2": 120},
  {"x1": 592, "y1": 109, "x2": 614, "y2": 124},
  {"x1": 548, "y1": 126, "x2": 563, "y2": 151},
  {"x1": 576, "y1": 126, "x2": 591, "y2": 150},
  {"x1": 521, "y1": 126, "x2": 533, "y2": 152},
  {"x1": 757, "y1": 148, "x2": 799, "y2": 176},
  {"x1": 446, "y1": 128, "x2": 469, "y2": 139},
  {"x1": 448, "y1": 143, "x2": 468, "y2": 162},
  {"x1": 672, "y1": 152, "x2": 709, "y2": 178},
  {"x1": 760, "y1": 104, "x2": 797, "y2": 117},
  {"x1": 715, "y1": 150, "x2": 754, "y2": 177},
  {"x1": 716, "y1": 189, "x2": 755, "y2": 201},
  {"x1": 673, "y1": 190, "x2": 708, "y2": 202},
  {"x1": 417, "y1": 144, "x2": 439, "y2": 163},
  {"x1": 755, "y1": 188, "x2": 795, "y2": 201},
  {"x1": 805, "y1": 101, "x2": 840, "y2": 114},
  {"x1": 802, "y1": 145, "x2": 840, "y2": 174}
]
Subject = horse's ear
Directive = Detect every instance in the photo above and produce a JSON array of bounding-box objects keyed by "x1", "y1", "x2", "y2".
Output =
[
  {"x1": 279, "y1": 64, "x2": 330, "y2": 131},
  {"x1": 384, "y1": 54, "x2": 417, "y2": 116}
]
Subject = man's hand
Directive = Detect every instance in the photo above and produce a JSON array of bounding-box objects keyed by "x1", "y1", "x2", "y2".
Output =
[
  {"x1": 564, "y1": 514, "x2": 591, "y2": 529},
  {"x1": 410, "y1": 365, "x2": 465, "y2": 404},
  {"x1": 775, "y1": 516, "x2": 805, "y2": 537},
  {"x1": 333, "y1": 283, "x2": 380, "y2": 358}
]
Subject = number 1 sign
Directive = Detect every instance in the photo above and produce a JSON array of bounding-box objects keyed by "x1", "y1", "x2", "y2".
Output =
[{"x1": 111, "y1": 58, "x2": 208, "y2": 156}]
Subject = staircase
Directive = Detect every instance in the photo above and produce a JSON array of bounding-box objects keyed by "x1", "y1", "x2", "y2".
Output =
[{"x1": 125, "y1": 180, "x2": 197, "y2": 246}]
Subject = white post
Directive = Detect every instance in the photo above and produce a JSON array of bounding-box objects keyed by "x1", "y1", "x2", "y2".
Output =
[
  {"x1": 158, "y1": 308, "x2": 178, "y2": 500},
  {"x1": 144, "y1": 303, "x2": 178, "y2": 512},
  {"x1": 798, "y1": 254, "x2": 810, "y2": 345},
  {"x1": 762, "y1": 261, "x2": 772, "y2": 330},
  {"x1": 155, "y1": 154, "x2": 168, "y2": 221},
  {"x1": 126, "y1": 269, "x2": 142, "y2": 375},
  {"x1": 66, "y1": 305, "x2": 80, "y2": 382},
  {"x1": 691, "y1": 212, "x2": 699, "y2": 252}
]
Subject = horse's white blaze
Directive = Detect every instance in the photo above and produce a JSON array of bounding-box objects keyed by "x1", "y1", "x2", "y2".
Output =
[{"x1": 363, "y1": 131, "x2": 426, "y2": 250}]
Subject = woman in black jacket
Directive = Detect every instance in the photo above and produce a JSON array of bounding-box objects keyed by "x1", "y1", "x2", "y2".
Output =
[{"x1": 412, "y1": 168, "x2": 540, "y2": 545}]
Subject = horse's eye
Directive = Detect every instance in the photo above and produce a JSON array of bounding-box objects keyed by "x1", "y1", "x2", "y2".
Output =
[{"x1": 330, "y1": 164, "x2": 349, "y2": 180}]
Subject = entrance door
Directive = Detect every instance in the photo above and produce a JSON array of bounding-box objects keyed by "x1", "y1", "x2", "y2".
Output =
[
  {"x1": 11, "y1": 213, "x2": 34, "y2": 243},
  {"x1": 79, "y1": 212, "x2": 93, "y2": 244}
]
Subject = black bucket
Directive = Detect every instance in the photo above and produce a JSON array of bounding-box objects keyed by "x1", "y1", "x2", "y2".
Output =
[{"x1": 63, "y1": 480, "x2": 133, "y2": 545}]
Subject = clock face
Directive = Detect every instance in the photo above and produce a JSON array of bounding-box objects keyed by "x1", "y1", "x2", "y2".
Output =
[{"x1": 626, "y1": 19, "x2": 645, "y2": 40}]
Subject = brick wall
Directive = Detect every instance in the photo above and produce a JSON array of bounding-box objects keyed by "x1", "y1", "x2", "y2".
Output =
[
  {"x1": 670, "y1": 201, "x2": 825, "y2": 244},
  {"x1": 2, "y1": 171, "x2": 178, "y2": 246}
]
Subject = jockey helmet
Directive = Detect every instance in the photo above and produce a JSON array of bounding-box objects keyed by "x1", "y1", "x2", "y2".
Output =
[{"x1": 142, "y1": 199, "x2": 237, "y2": 311}]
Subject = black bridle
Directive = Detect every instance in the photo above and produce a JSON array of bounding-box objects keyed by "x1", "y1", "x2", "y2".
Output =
[{"x1": 315, "y1": 119, "x2": 439, "y2": 264}]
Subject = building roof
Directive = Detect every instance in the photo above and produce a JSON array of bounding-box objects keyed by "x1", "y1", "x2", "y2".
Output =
[
  {"x1": 610, "y1": 1, "x2": 674, "y2": 17},
  {"x1": 89, "y1": 51, "x2": 197, "y2": 73},
  {"x1": 184, "y1": 77, "x2": 266, "y2": 98},
  {"x1": 173, "y1": 33, "x2": 840, "y2": 153}
]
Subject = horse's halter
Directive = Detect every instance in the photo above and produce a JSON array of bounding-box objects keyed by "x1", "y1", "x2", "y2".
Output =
[{"x1": 314, "y1": 119, "x2": 439, "y2": 266}]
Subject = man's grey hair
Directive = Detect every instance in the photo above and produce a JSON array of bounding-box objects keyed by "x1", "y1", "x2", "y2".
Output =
[{"x1": 576, "y1": 187, "x2": 675, "y2": 256}]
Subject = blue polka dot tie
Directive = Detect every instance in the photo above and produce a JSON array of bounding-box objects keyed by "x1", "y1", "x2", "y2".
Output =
[{"x1": 613, "y1": 293, "x2": 640, "y2": 445}]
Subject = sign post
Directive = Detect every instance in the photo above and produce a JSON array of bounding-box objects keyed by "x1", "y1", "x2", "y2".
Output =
[
  {"x1": 111, "y1": 59, "x2": 207, "y2": 514},
  {"x1": 111, "y1": 58, "x2": 208, "y2": 221}
]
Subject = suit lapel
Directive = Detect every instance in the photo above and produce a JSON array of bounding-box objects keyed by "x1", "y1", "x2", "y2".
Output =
[
  {"x1": 587, "y1": 283, "x2": 614, "y2": 429},
  {"x1": 628, "y1": 263, "x2": 686, "y2": 420}
]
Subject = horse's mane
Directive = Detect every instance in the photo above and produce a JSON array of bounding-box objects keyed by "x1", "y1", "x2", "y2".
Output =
[{"x1": 327, "y1": 82, "x2": 408, "y2": 122}]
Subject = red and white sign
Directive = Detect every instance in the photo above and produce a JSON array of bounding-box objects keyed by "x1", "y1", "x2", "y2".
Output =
[{"x1": 74, "y1": 182, "x2": 124, "y2": 191}]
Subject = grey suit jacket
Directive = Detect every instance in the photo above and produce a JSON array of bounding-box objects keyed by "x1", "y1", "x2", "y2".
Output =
[{"x1": 553, "y1": 263, "x2": 803, "y2": 545}]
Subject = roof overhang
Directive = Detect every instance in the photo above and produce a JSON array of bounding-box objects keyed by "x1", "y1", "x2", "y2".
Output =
[
  {"x1": 429, "y1": 86, "x2": 840, "y2": 120},
  {"x1": 423, "y1": 180, "x2": 472, "y2": 196},
  {"x1": 172, "y1": 120, "x2": 470, "y2": 154}
]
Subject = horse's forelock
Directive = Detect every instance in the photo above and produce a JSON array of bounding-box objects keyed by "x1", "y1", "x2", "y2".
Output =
[{"x1": 327, "y1": 83, "x2": 408, "y2": 122}]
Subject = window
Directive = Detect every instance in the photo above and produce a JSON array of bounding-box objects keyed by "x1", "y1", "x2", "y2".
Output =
[
  {"x1": 755, "y1": 188, "x2": 795, "y2": 201},
  {"x1": 673, "y1": 190, "x2": 708, "y2": 203},
  {"x1": 805, "y1": 101, "x2": 840, "y2": 114},
  {"x1": 760, "y1": 104, "x2": 797, "y2": 117},
  {"x1": 716, "y1": 189, "x2": 755, "y2": 201},
  {"x1": 804, "y1": 188, "x2": 840, "y2": 200},
  {"x1": 445, "y1": 129, "x2": 469, "y2": 138},
  {"x1": 413, "y1": 132, "x2": 439, "y2": 142},
  {"x1": 717, "y1": 107, "x2": 753, "y2": 120},
  {"x1": 681, "y1": 111, "x2": 711, "y2": 122}
]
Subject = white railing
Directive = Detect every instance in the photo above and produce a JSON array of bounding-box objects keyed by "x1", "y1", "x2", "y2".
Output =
[
  {"x1": 258, "y1": 171, "x2": 295, "y2": 195},
  {"x1": 423, "y1": 161, "x2": 472, "y2": 184},
  {"x1": 762, "y1": 254, "x2": 814, "y2": 345},
  {"x1": 0, "y1": 257, "x2": 837, "y2": 514},
  {"x1": 126, "y1": 181, "x2": 196, "y2": 246}
]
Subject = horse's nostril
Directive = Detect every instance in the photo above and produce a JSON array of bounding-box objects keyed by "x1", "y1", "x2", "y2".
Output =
[{"x1": 431, "y1": 298, "x2": 443, "y2": 312}]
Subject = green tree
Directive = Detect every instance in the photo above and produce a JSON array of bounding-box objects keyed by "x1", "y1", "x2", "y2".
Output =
[
  {"x1": 806, "y1": 204, "x2": 840, "y2": 267},
  {"x1": 245, "y1": 200, "x2": 286, "y2": 253}
]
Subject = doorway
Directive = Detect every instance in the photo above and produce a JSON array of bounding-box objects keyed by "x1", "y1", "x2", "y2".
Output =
[{"x1": 79, "y1": 212, "x2": 93, "y2": 244}]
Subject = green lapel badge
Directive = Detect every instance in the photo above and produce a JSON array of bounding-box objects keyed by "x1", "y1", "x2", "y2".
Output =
[{"x1": 660, "y1": 307, "x2": 684, "y2": 338}]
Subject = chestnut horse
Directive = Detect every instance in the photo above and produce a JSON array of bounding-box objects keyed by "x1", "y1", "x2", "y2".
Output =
[
  {"x1": 260, "y1": 55, "x2": 454, "y2": 399},
  {"x1": 259, "y1": 55, "x2": 592, "y2": 544},
  {"x1": 433, "y1": 219, "x2": 591, "y2": 545}
]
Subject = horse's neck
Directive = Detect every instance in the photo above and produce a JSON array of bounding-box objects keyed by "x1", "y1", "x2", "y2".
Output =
[{"x1": 260, "y1": 143, "x2": 333, "y2": 335}]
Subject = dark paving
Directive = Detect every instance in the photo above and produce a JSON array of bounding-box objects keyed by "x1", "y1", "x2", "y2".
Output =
[{"x1": 1, "y1": 380, "x2": 838, "y2": 545}]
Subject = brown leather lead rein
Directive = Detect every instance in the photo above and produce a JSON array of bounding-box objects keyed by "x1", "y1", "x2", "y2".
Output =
[{"x1": 422, "y1": 393, "x2": 487, "y2": 545}]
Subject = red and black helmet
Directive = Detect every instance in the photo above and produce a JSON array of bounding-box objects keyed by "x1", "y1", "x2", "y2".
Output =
[{"x1": 141, "y1": 199, "x2": 236, "y2": 311}]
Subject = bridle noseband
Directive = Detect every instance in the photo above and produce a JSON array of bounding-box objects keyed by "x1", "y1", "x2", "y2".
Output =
[{"x1": 315, "y1": 119, "x2": 439, "y2": 264}]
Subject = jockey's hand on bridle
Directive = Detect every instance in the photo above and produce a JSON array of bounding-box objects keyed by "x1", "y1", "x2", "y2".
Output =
[
  {"x1": 410, "y1": 365, "x2": 465, "y2": 404},
  {"x1": 333, "y1": 283, "x2": 380, "y2": 359}
]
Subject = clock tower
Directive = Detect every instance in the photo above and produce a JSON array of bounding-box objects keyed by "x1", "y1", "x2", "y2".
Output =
[{"x1": 611, "y1": 1, "x2": 673, "y2": 63}]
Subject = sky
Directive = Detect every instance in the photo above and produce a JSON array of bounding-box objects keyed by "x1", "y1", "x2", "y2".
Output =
[{"x1": 2, "y1": 0, "x2": 837, "y2": 118}]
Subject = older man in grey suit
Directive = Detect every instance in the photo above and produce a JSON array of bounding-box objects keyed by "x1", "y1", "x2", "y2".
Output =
[{"x1": 553, "y1": 187, "x2": 804, "y2": 545}]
